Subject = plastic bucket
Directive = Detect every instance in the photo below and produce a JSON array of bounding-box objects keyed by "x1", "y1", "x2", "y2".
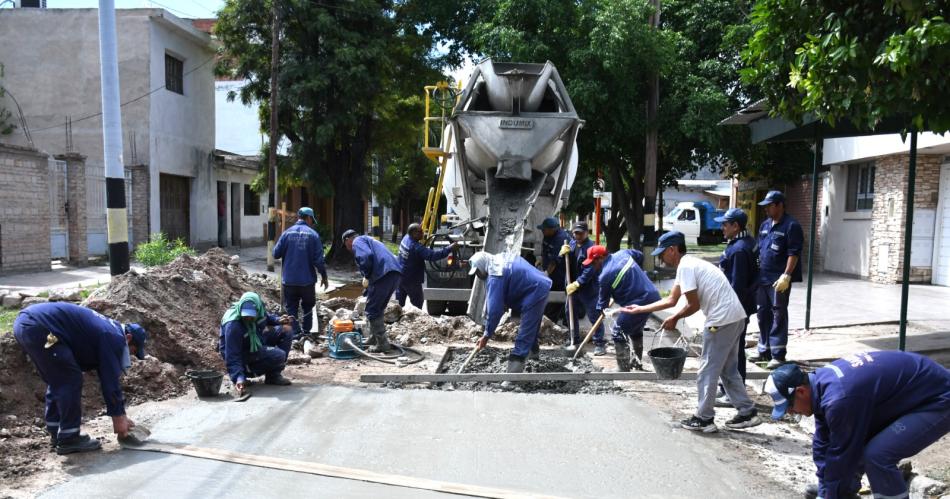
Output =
[
  {"x1": 648, "y1": 347, "x2": 687, "y2": 380},
  {"x1": 186, "y1": 370, "x2": 223, "y2": 397}
]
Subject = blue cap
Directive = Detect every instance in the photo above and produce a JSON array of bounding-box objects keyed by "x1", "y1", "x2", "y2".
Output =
[
  {"x1": 341, "y1": 229, "x2": 358, "y2": 242},
  {"x1": 651, "y1": 231, "x2": 685, "y2": 256},
  {"x1": 714, "y1": 207, "x2": 748, "y2": 228},
  {"x1": 240, "y1": 301, "x2": 258, "y2": 318},
  {"x1": 124, "y1": 323, "x2": 148, "y2": 360},
  {"x1": 298, "y1": 207, "x2": 315, "y2": 219},
  {"x1": 536, "y1": 217, "x2": 560, "y2": 230},
  {"x1": 765, "y1": 363, "x2": 806, "y2": 420},
  {"x1": 758, "y1": 190, "x2": 786, "y2": 206}
]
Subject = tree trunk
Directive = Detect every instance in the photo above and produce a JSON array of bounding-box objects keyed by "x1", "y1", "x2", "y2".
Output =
[
  {"x1": 325, "y1": 118, "x2": 373, "y2": 265},
  {"x1": 609, "y1": 162, "x2": 643, "y2": 249}
]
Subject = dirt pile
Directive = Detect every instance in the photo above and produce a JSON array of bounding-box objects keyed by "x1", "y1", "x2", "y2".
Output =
[{"x1": 427, "y1": 346, "x2": 619, "y2": 394}]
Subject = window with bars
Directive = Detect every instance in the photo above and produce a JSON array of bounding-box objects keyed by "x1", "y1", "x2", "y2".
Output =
[
  {"x1": 165, "y1": 54, "x2": 184, "y2": 95},
  {"x1": 846, "y1": 162, "x2": 875, "y2": 211}
]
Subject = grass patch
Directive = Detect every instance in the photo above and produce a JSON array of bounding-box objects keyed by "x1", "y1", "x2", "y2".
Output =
[
  {"x1": 0, "y1": 307, "x2": 18, "y2": 335},
  {"x1": 383, "y1": 240, "x2": 400, "y2": 256},
  {"x1": 134, "y1": 233, "x2": 195, "y2": 267}
]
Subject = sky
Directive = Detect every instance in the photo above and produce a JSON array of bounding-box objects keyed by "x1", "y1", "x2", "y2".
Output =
[{"x1": 46, "y1": 0, "x2": 224, "y2": 19}]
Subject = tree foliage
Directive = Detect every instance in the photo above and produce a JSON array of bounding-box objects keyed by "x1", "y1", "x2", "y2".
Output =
[{"x1": 741, "y1": 0, "x2": 950, "y2": 133}]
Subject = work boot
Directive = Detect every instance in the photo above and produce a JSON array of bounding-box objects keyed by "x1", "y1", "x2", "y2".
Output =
[
  {"x1": 366, "y1": 318, "x2": 391, "y2": 353},
  {"x1": 501, "y1": 356, "x2": 526, "y2": 390},
  {"x1": 265, "y1": 373, "x2": 292, "y2": 385},
  {"x1": 803, "y1": 483, "x2": 860, "y2": 499},
  {"x1": 593, "y1": 344, "x2": 606, "y2": 356},
  {"x1": 748, "y1": 351, "x2": 771, "y2": 363},
  {"x1": 614, "y1": 343, "x2": 631, "y2": 372},
  {"x1": 631, "y1": 336, "x2": 644, "y2": 370},
  {"x1": 56, "y1": 434, "x2": 102, "y2": 455},
  {"x1": 528, "y1": 343, "x2": 540, "y2": 361},
  {"x1": 49, "y1": 431, "x2": 93, "y2": 450}
]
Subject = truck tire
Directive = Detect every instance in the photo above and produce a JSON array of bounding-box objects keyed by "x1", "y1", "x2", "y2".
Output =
[
  {"x1": 446, "y1": 301, "x2": 468, "y2": 316},
  {"x1": 426, "y1": 300, "x2": 446, "y2": 316}
]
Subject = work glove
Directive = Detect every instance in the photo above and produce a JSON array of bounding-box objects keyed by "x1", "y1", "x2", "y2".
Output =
[
  {"x1": 361, "y1": 277, "x2": 369, "y2": 289},
  {"x1": 772, "y1": 273, "x2": 791, "y2": 293},
  {"x1": 558, "y1": 243, "x2": 571, "y2": 257},
  {"x1": 565, "y1": 281, "x2": 580, "y2": 295}
]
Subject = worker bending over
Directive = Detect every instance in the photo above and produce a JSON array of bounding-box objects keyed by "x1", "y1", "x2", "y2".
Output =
[
  {"x1": 471, "y1": 251, "x2": 552, "y2": 374},
  {"x1": 767, "y1": 351, "x2": 950, "y2": 499},
  {"x1": 584, "y1": 245, "x2": 660, "y2": 371},
  {"x1": 396, "y1": 223, "x2": 456, "y2": 309},
  {"x1": 343, "y1": 229, "x2": 402, "y2": 352},
  {"x1": 219, "y1": 292, "x2": 294, "y2": 396},
  {"x1": 14, "y1": 302, "x2": 147, "y2": 454},
  {"x1": 273, "y1": 206, "x2": 328, "y2": 338},
  {"x1": 561, "y1": 222, "x2": 604, "y2": 354}
]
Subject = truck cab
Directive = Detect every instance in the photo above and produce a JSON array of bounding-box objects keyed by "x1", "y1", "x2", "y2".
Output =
[{"x1": 662, "y1": 201, "x2": 725, "y2": 245}]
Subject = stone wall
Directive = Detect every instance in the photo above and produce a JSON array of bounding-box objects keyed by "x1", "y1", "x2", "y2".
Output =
[
  {"x1": 0, "y1": 143, "x2": 51, "y2": 274},
  {"x1": 783, "y1": 173, "x2": 827, "y2": 272},
  {"x1": 868, "y1": 153, "x2": 942, "y2": 284},
  {"x1": 56, "y1": 153, "x2": 87, "y2": 265},
  {"x1": 127, "y1": 163, "x2": 150, "y2": 248}
]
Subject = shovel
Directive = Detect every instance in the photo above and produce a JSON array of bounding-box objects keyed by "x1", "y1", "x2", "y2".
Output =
[
  {"x1": 456, "y1": 346, "x2": 483, "y2": 374},
  {"x1": 566, "y1": 312, "x2": 608, "y2": 371},
  {"x1": 118, "y1": 424, "x2": 151, "y2": 447},
  {"x1": 562, "y1": 240, "x2": 576, "y2": 350}
]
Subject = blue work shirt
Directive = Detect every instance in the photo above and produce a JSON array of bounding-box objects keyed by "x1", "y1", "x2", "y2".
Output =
[
  {"x1": 541, "y1": 228, "x2": 570, "y2": 285},
  {"x1": 273, "y1": 220, "x2": 327, "y2": 286},
  {"x1": 353, "y1": 235, "x2": 402, "y2": 283},
  {"x1": 810, "y1": 351, "x2": 950, "y2": 499},
  {"x1": 398, "y1": 234, "x2": 452, "y2": 286},
  {"x1": 757, "y1": 214, "x2": 804, "y2": 283},
  {"x1": 484, "y1": 257, "x2": 552, "y2": 337},
  {"x1": 570, "y1": 238, "x2": 600, "y2": 301},
  {"x1": 596, "y1": 250, "x2": 660, "y2": 313},
  {"x1": 219, "y1": 314, "x2": 281, "y2": 383},
  {"x1": 22, "y1": 302, "x2": 129, "y2": 416},
  {"x1": 720, "y1": 232, "x2": 758, "y2": 316}
]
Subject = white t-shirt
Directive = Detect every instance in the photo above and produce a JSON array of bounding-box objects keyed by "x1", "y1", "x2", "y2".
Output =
[{"x1": 674, "y1": 254, "x2": 747, "y2": 328}]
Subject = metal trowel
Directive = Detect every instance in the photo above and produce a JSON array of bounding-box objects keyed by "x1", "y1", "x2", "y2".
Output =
[{"x1": 118, "y1": 425, "x2": 151, "y2": 446}]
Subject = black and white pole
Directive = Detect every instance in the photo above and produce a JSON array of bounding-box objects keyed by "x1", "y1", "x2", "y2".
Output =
[{"x1": 97, "y1": 0, "x2": 129, "y2": 275}]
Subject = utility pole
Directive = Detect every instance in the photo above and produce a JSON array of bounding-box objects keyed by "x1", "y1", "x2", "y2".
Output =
[
  {"x1": 266, "y1": 0, "x2": 280, "y2": 272},
  {"x1": 642, "y1": 0, "x2": 660, "y2": 258},
  {"x1": 97, "y1": 0, "x2": 129, "y2": 275}
]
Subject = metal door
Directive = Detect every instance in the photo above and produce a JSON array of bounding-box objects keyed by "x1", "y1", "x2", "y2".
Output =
[{"x1": 49, "y1": 159, "x2": 68, "y2": 259}]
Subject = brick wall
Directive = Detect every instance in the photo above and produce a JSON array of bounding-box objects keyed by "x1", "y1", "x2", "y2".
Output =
[
  {"x1": 783, "y1": 173, "x2": 827, "y2": 271},
  {"x1": 0, "y1": 143, "x2": 51, "y2": 274},
  {"x1": 56, "y1": 152, "x2": 88, "y2": 265},
  {"x1": 127, "y1": 164, "x2": 150, "y2": 248},
  {"x1": 868, "y1": 153, "x2": 942, "y2": 284}
]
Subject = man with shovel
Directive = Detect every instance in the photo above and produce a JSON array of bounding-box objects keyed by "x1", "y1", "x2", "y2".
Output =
[
  {"x1": 584, "y1": 245, "x2": 660, "y2": 371},
  {"x1": 561, "y1": 222, "x2": 605, "y2": 354},
  {"x1": 623, "y1": 231, "x2": 762, "y2": 433},
  {"x1": 13, "y1": 302, "x2": 148, "y2": 454},
  {"x1": 220, "y1": 292, "x2": 295, "y2": 397},
  {"x1": 471, "y1": 251, "x2": 552, "y2": 375}
]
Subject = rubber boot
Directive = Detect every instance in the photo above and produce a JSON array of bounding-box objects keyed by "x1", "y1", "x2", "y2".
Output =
[
  {"x1": 501, "y1": 355, "x2": 526, "y2": 390},
  {"x1": 528, "y1": 342, "x2": 540, "y2": 361},
  {"x1": 56, "y1": 434, "x2": 102, "y2": 455},
  {"x1": 631, "y1": 336, "x2": 644, "y2": 370},
  {"x1": 367, "y1": 317, "x2": 391, "y2": 353},
  {"x1": 614, "y1": 342, "x2": 631, "y2": 372}
]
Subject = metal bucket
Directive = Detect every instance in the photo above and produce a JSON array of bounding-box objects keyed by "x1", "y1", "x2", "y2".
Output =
[
  {"x1": 648, "y1": 347, "x2": 687, "y2": 380},
  {"x1": 186, "y1": 370, "x2": 223, "y2": 398}
]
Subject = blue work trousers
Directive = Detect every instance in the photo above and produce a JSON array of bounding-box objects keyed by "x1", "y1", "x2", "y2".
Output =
[
  {"x1": 756, "y1": 283, "x2": 790, "y2": 360},
  {"x1": 283, "y1": 284, "x2": 316, "y2": 337},
  {"x1": 567, "y1": 292, "x2": 604, "y2": 346},
  {"x1": 366, "y1": 271, "x2": 400, "y2": 321},
  {"x1": 612, "y1": 312, "x2": 648, "y2": 345},
  {"x1": 511, "y1": 299, "x2": 547, "y2": 359},
  {"x1": 395, "y1": 280, "x2": 424, "y2": 309},
  {"x1": 245, "y1": 326, "x2": 293, "y2": 378},
  {"x1": 13, "y1": 314, "x2": 84, "y2": 442},
  {"x1": 860, "y1": 407, "x2": 950, "y2": 498}
]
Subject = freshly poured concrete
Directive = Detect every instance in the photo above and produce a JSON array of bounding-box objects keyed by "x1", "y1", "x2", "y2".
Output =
[{"x1": 42, "y1": 385, "x2": 781, "y2": 498}]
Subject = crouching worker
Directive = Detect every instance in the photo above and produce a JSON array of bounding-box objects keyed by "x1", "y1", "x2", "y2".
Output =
[
  {"x1": 220, "y1": 292, "x2": 294, "y2": 396},
  {"x1": 13, "y1": 302, "x2": 148, "y2": 454},
  {"x1": 471, "y1": 251, "x2": 552, "y2": 374},
  {"x1": 767, "y1": 351, "x2": 950, "y2": 499}
]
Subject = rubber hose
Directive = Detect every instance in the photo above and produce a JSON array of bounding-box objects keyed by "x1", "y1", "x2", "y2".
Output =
[{"x1": 344, "y1": 339, "x2": 426, "y2": 365}]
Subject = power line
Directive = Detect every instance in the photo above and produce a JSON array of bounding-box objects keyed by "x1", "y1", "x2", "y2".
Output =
[
  {"x1": 188, "y1": 0, "x2": 219, "y2": 16},
  {"x1": 31, "y1": 55, "x2": 216, "y2": 133}
]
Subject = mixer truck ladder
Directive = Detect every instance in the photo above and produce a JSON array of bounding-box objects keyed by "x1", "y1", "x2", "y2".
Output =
[{"x1": 420, "y1": 81, "x2": 461, "y2": 240}]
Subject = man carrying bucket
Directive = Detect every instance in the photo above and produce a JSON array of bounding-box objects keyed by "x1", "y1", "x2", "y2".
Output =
[{"x1": 622, "y1": 231, "x2": 762, "y2": 433}]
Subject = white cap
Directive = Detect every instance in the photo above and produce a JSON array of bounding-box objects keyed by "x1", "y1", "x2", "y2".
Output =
[{"x1": 468, "y1": 251, "x2": 492, "y2": 275}]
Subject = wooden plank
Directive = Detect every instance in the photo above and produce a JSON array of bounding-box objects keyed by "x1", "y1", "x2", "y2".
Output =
[
  {"x1": 360, "y1": 371, "x2": 772, "y2": 383},
  {"x1": 129, "y1": 443, "x2": 565, "y2": 499}
]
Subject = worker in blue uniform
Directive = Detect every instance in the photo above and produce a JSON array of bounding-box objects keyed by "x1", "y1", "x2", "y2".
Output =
[
  {"x1": 273, "y1": 207, "x2": 328, "y2": 338},
  {"x1": 714, "y1": 208, "x2": 758, "y2": 406},
  {"x1": 754, "y1": 190, "x2": 804, "y2": 369},
  {"x1": 13, "y1": 302, "x2": 148, "y2": 455},
  {"x1": 584, "y1": 245, "x2": 661, "y2": 371},
  {"x1": 471, "y1": 251, "x2": 552, "y2": 374},
  {"x1": 560, "y1": 222, "x2": 605, "y2": 354},
  {"x1": 219, "y1": 292, "x2": 294, "y2": 396},
  {"x1": 767, "y1": 351, "x2": 950, "y2": 499},
  {"x1": 395, "y1": 223, "x2": 457, "y2": 309},
  {"x1": 343, "y1": 229, "x2": 402, "y2": 352},
  {"x1": 537, "y1": 217, "x2": 569, "y2": 323}
]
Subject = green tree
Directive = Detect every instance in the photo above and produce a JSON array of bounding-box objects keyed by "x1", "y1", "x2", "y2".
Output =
[
  {"x1": 741, "y1": 0, "x2": 950, "y2": 133},
  {"x1": 215, "y1": 0, "x2": 445, "y2": 262}
]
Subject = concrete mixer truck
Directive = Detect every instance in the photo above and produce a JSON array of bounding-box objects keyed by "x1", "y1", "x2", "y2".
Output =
[{"x1": 418, "y1": 59, "x2": 582, "y2": 322}]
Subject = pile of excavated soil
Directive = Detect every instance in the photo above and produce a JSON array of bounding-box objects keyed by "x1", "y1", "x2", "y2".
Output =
[{"x1": 426, "y1": 346, "x2": 619, "y2": 394}]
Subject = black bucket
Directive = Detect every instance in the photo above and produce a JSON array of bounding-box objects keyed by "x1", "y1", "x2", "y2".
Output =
[
  {"x1": 186, "y1": 370, "x2": 223, "y2": 397},
  {"x1": 648, "y1": 347, "x2": 687, "y2": 380}
]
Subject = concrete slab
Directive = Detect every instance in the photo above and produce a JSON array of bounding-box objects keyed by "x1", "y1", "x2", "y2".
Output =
[{"x1": 40, "y1": 385, "x2": 787, "y2": 498}]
